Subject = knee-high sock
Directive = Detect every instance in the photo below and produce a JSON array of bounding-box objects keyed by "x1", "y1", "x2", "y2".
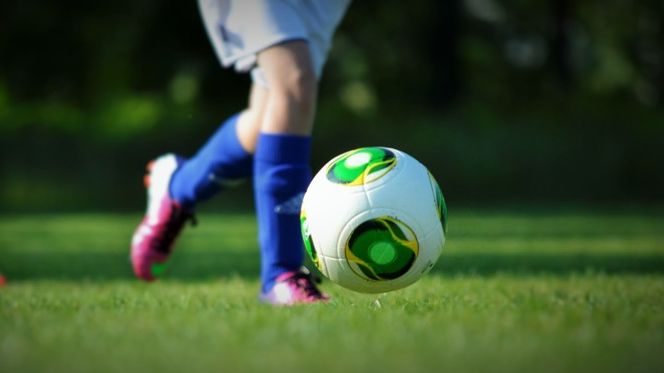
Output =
[
  {"x1": 170, "y1": 114, "x2": 253, "y2": 210},
  {"x1": 254, "y1": 133, "x2": 311, "y2": 293}
]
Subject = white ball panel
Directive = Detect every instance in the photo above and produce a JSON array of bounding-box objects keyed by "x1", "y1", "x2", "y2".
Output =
[
  {"x1": 303, "y1": 164, "x2": 369, "y2": 259},
  {"x1": 416, "y1": 223, "x2": 446, "y2": 277},
  {"x1": 364, "y1": 149, "x2": 440, "y2": 237}
]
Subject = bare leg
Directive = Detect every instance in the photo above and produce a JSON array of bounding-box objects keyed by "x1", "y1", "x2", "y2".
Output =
[
  {"x1": 236, "y1": 84, "x2": 268, "y2": 153},
  {"x1": 257, "y1": 40, "x2": 317, "y2": 135},
  {"x1": 236, "y1": 40, "x2": 317, "y2": 150}
]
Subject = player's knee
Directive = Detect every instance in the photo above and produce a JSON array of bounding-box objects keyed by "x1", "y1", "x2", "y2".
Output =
[{"x1": 274, "y1": 65, "x2": 317, "y2": 112}]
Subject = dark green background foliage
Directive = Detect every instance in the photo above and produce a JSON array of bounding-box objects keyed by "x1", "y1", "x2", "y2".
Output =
[{"x1": 1, "y1": 0, "x2": 663, "y2": 211}]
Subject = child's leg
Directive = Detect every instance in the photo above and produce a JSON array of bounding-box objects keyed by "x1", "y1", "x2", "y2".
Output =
[
  {"x1": 131, "y1": 83, "x2": 266, "y2": 281},
  {"x1": 169, "y1": 85, "x2": 267, "y2": 210},
  {"x1": 253, "y1": 40, "x2": 318, "y2": 293}
]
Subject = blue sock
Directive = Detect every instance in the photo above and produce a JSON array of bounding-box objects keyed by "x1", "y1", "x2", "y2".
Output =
[
  {"x1": 254, "y1": 133, "x2": 312, "y2": 294},
  {"x1": 170, "y1": 114, "x2": 253, "y2": 209}
]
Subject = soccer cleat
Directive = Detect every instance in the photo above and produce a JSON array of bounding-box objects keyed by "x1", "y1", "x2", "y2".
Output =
[
  {"x1": 260, "y1": 270, "x2": 330, "y2": 306},
  {"x1": 131, "y1": 154, "x2": 195, "y2": 281}
]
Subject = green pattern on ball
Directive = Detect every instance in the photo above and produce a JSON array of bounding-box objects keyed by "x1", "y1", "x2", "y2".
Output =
[
  {"x1": 429, "y1": 173, "x2": 448, "y2": 233},
  {"x1": 300, "y1": 211, "x2": 322, "y2": 272},
  {"x1": 368, "y1": 242, "x2": 397, "y2": 265},
  {"x1": 345, "y1": 217, "x2": 418, "y2": 281},
  {"x1": 326, "y1": 147, "x2": 397, "y2": 186}
]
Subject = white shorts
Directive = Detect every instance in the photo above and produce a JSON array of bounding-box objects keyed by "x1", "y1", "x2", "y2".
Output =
[{"x1": 198, "y1": 0, "x2": 351, "y2": 86}]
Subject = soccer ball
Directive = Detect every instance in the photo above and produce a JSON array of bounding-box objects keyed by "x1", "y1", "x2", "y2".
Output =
[{"x1": 300, "y1": 147, "x2": 447, "y2": 293}]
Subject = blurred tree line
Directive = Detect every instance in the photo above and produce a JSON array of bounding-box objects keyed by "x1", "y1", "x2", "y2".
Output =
[{"x1": 0, "y1": 0, "x2": 663, "y2": 211}]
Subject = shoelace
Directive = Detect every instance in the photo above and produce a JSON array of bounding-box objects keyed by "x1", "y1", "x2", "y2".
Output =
[
  {"x1": 288, "y1": 272, "x2": 326, "y2": 299},
  {"x1": 152, "y1": 204, "x2": 196, "y2": 254}
]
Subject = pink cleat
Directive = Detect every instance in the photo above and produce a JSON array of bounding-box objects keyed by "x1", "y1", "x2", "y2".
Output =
[
  {"x1": 260, "y1": 271, "x2": 331, "y2": 306},
  {"x1": 130, "y1": 154, "x2": 195, "y2": 281}
]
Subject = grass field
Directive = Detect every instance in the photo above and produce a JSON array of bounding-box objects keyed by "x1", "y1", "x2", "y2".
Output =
[{"x1": 1, "y1": 209, "x2": 663, "y2": 373}]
